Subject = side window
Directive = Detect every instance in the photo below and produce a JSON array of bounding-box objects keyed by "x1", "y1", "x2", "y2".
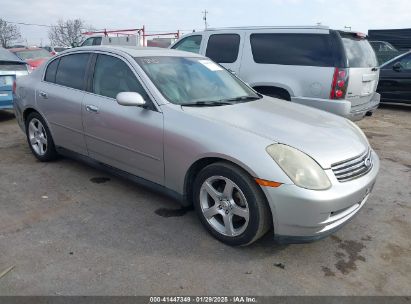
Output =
[
  {"x1": 81, "y1": 38, "x2": 94, "y2": 46},
  {"x1": 44, "y1": 58, "x2": 60, "y2": 83},
  {"x1": 55, "y1": 53, "x2": 90, "y2": 90},
  {"x1": 206, "y1": 34, "x2": 240, "y2": 63},
  {"x1": 172, "y1": 35, "x2": 202, "y2": 54},
  {"x1": 92, "y1": 54, "x2": 149, "y2": 100},
  {"x1": 250, "y1": 33, "x2": 335, "y2": 67},
  {"x1": 93, "y1": 37, "x2": 102, "y2": 45},
  {"x1": 398, "y1": 54, "x2": 411, "y2": 70}
]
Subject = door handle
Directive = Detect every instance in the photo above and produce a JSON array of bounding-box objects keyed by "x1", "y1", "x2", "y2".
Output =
[
  {"x1": 85, "y1": 105, "x2": 99, "y2": 113},
  {"x1": 39, "y1": 91, "x2": 48, "y2": 99}
]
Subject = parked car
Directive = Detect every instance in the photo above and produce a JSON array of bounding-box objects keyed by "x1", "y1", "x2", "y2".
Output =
[
  {"x1": 14, "y1": 46, "x2": 379, "y2": 246},
  {"x1": 377, "y1": 51, "x2": 411, "y2": 104},
  {"x1": 170, "y1": 26, "x2": 381, "y2": 121},
  {"x1": 41, "y1": 46, "x2": 70, "y2": 56},
  {"x1": 0, "y1": 48, "x2": 29, "y2": 110},
  {"x1": 369, "y1": 40, "x2": 402, "y2": 65},
  {"x1": 9, "y1": 47, "x2": 52, "y2": 72}
]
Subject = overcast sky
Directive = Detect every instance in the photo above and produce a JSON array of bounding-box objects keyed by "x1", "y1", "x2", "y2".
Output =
[{"x1": 2, "y1": 0, "x2": 411, "y2": 45}]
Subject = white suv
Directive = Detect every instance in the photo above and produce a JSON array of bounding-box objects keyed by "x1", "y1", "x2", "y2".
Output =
[{"x1": 170, "y1": 26, "x2": 380, "y2": 120}]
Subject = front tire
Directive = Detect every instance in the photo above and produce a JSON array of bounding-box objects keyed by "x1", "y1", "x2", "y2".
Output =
[
  {"x1": 193, "y1": 162, "x2": 272, "y2": 246},
  {"x1": 26, "y1": 112, "x2": 58, "y2": 161}
]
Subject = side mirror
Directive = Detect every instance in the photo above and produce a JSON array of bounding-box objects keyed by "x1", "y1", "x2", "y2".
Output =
[
  {"x1": 116, "y1": 92, "x2": 146, "y2": 107},
  {"x1": 393, "y1": 62, "x2": 402, "y2": 72}
]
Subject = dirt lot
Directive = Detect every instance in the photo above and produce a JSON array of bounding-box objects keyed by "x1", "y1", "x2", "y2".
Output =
[{"x1": 0, "y1": 105, "x2": 410, "y2": 295}]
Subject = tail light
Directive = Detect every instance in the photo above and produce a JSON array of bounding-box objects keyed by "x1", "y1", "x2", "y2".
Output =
[
  {"x1": 28, "y1": 65, "x2": 35, "y2": 73},
  {"x1": 330, "y1": 68, "x2": 349, "y2": 100}
]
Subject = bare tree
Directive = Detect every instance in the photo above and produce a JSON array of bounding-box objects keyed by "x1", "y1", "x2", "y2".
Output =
[
  {"x1": 0, "y1": 19, "x2": 22, "y2": 48},
  {"x1": 48, "y1": 19, "x2": 92, "y2": 47}
]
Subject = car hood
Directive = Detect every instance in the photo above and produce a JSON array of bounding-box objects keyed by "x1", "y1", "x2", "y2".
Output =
[{"x1": 182, "y1": 97, "x2": 369, "y2": 169}]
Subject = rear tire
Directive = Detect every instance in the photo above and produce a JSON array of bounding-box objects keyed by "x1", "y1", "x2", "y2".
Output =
[
  {"x1": 193, "y1": 162, "x2": 272, "y2": 246},
  {"x1": 26, "y1": 112, "x2": 58, "y2": 162}
]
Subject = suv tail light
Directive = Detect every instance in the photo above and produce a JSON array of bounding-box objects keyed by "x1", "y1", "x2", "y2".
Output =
[{"x1": 330, "y1": 68, "x2": 349, "y2": 100}]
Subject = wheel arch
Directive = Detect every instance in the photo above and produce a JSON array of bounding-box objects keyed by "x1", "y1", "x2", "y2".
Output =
[
  {"x1": 22, "y1": 108, "x2": 55, "y2": 139},
  {"x1": 252, "y1": 85, "x2": 292, "y2": 101},
  {"x1": 23, "y1": 107, "x2": 39, "y2": 125},
  {"x1": 183, "y1": 155, "x2": 262, "y2": 206}
]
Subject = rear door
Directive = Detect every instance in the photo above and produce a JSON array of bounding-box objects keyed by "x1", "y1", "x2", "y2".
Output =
[
  {"x1": 37, "y1": 53, "x2": 90, "y2": 155},
  {"x1": 340, "y1": 33, "x2": 379, "y2": 107},
  {"x1": 378, "y1": 53, "x2": 411, "y2": 103}
]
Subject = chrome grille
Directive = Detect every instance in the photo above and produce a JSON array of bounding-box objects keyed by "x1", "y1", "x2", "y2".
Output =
[{"x1": 332, "y1": 149, "x2": 373, "y2": 182}]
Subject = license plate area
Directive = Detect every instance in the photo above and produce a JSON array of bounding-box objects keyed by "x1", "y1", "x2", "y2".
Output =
[
  {"x1": 361, "y1": 81, "x2": 374, "y2": 96},
  {"x1": 0, "y1": 75, "x2": 15, "y2": 90}
]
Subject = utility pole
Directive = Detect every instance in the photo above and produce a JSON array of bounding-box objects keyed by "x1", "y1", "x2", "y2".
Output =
[{"x1": 202, "y1": 10, "x2": 209, "y2": 29}]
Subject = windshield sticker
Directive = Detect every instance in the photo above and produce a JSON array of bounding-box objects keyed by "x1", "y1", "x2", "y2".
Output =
[
  {"x1": 142, "y1": 58, "x2": 160, "y2": 64},
  {"x1": 198, "y1": 60, "x2": 224, "y2": 71}
]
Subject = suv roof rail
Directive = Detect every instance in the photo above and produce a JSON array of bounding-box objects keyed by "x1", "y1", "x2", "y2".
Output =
[{"x1": 205, "y1": 25, "x2": 330, "y2": 31}]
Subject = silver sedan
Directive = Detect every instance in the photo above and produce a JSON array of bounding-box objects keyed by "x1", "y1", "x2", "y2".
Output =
[{"x1": 13, "y1": 46, "x2": 379, "y2": 246}]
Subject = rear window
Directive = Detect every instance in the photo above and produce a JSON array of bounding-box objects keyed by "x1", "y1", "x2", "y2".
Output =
[
  {"x1": 0, "y1": 62, "x2": 27, "y2": 71},
  {"x1": 250, "y1": 33, "x2": 335, "y2": 67},
  {"x1": 55, "y1": 54, "x2": 90, "y2": 90},
  {"x1": 341, "y1": 34, "x2": 378, "y2": 68},
  {"x1": 206, "y1": 34, "x2": 240, "y2": 63},
  {"x1": 14, "y1": 49, "x2": 52, "y2": 60}
]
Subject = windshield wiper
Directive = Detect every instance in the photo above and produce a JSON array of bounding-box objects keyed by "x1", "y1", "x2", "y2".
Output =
[
  {"x1": 181, "y1": 100, "x2": 234, "y2": 107},
  {"x1": 222, "y1": 95, "x2": 262, "y2": 102}
]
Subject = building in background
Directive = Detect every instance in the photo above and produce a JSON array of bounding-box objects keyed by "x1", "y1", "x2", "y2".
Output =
[{"x1": 368, "y1": 28, "x2": 411, "y2": 51}]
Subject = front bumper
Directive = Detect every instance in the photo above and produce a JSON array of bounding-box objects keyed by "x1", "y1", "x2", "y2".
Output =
[
  {"x1": 261, "y1": 150, "x2": 379, "y2": 244},
  {"x1": 292, "y1": 93, "x2": 380, "y2": 121}
]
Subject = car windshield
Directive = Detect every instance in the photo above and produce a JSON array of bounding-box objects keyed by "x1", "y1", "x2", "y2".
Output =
[
  {"x1": 14, "y1": 49, "x2": 52, "y2": 60},
  {"x1": 135, "y1": 56, "x2": 260, "y2": 105}
]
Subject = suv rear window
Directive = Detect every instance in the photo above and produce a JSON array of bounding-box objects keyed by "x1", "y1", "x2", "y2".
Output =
[
  {"x1": 340, "y1": 33, "x2": 378, "y2": 68},
  {"x1": 250, "y1": 33, "x2": 335, "y2": 67},
  {"x1": 206, "y1": 34, "x2": 240, "y2": 63}
]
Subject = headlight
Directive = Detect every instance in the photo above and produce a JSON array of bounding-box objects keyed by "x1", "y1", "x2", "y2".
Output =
[{"x1": 266, "y1": 144, "x2": 331, "y2": 190}]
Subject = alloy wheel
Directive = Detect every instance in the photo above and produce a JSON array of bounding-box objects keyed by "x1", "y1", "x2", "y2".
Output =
[
  {"x1": 199, "y1": 176, "x2": 250, "y2": 237},
  {"x1": 28, "y1": 118, "x2": 48, "y2": 156}
]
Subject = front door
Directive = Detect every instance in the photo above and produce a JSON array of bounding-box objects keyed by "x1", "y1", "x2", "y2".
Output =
[
  {"x1": 378, "y1": 53, "x2": 411, "y2": 103},
  {"x1": 82, "y1": 53, "x2": 164, "y2": 184}
]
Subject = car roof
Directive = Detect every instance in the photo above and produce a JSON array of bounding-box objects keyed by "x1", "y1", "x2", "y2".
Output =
[
  {"x1": 205, "y1": 25, "x2": 330, "y2": 31},
  {"x1": 63, "y1": 45, "x2": 204, "y2": 58},
  {"x1": 0, "y1": 47, "x2": 25, "y2": 63}
]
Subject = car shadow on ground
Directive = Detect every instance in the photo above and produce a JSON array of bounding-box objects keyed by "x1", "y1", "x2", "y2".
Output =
[
  {"x1": 379, "y1": 103, "x2": 411, "y2": 111},
  {"x1": 0, "y1": 110, "x2": 15, "y2": 122}
]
